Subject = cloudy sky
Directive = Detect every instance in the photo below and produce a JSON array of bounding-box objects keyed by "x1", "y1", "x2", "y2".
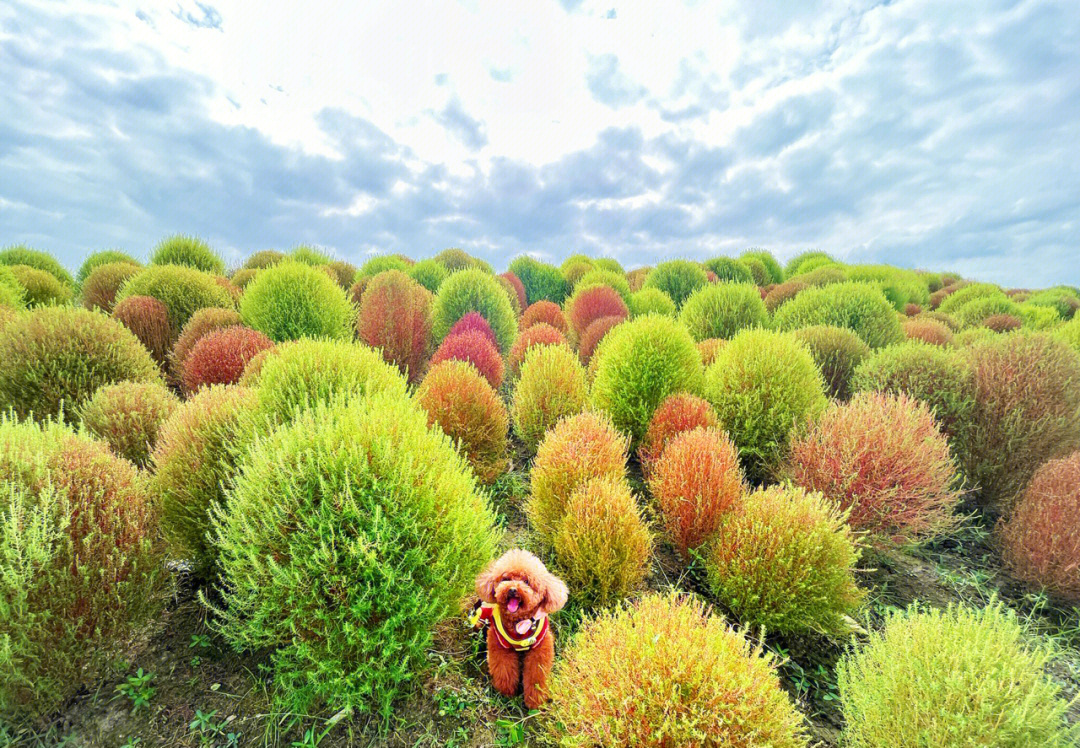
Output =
[{"x1": 2, "y1": 0, "x2": 1078, "y2": 285}]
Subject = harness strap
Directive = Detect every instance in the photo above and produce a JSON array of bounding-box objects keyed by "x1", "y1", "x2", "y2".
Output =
[{"x1": 470, "y1": 601, "x2": 548, "y2": 651}]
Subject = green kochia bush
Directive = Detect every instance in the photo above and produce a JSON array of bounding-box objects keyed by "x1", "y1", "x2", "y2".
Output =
[
  {"x1": 704, "y1": 256, "x2": 755, "y2": 284},
  {"x1": 740, "y1": 249, "x2": 784, "y2": 284},
  {"x1": 590, "y1": 314, "x2": 703, "y2": 444},
  {"x1": 116, "y1": 264, "x2": 235, "y2": 333},
  {"x1": 150, "y1": 234, "x2": 225, "y2": 275},
  {"x1": 0, "y1": 244, "x2": 74, "y2": 287},
  {"x1": 838, "y1": 601, "x2": 1080, "y2": 747},
  {"x1": 0, "y1": 266, "x2": 26, "y2": 309},
  {"x1": 642, "y1": 260, "x2": 709, "y2": 307},
  {"x1": 627, "y1": 287, "x2": 676, "y2": 318},
  {"x1": 240, "y1": 260, "x2": 354, "y2": 342},
  {"x1": 431, "y1": 268, "x2": 518, "y2": 353},
  {"x1": 0, "y1": 307, "x2": 160, "y2": 422},
  {"x1": 209, "y1": 393, "x2": 499, "y2": 720},
  {"x1": 9, "y1": 265, "x2": 73, "y2": 307},
  {"x1": 773, "y1": 281, "x2": 904, "y2": 349},
  {"x1": 508, "y1": 256, "x2": 569, "y2": 305},
  {"x1": 76, "y1": 249, "x2": 140, "y2": 285},
  {"x1": 679, "y1": 282, "x2": 768, "y2": 341},
  {"x1": 407, "y1": 258, "x2": 449, "y2": 292},
  {"x1": 704, "y1": 328, "x2": 827, "y2": 481}
]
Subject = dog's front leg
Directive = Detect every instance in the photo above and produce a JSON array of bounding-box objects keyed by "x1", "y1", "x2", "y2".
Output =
[
  {"x1": 522, "y1": 633, "x2": 555, "y2": 709},
  {"x1": 487, "y1": 628, "x2": 521, "y2": 698}
]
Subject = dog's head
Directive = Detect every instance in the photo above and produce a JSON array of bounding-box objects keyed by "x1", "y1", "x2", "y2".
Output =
[{"x1": 475, "y1": 549, "x2": 568, "y2": 624}]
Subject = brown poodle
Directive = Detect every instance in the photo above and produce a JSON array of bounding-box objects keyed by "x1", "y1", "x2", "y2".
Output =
[{"x1": 470, "y1": 549, "x2": 568, "y2": 708}]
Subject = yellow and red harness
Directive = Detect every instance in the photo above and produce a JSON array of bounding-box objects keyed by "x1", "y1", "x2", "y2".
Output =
[{"x1": 468, "y1": 601, "x2": 549, "y2": 652}]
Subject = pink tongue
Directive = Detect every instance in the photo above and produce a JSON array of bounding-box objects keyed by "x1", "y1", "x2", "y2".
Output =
[
  {"x1": 507, "y1": 597, "x2": 520, "y2": 613},
  {"x1": 516, "y1": 619, "x2": 533, "y2": 635}
]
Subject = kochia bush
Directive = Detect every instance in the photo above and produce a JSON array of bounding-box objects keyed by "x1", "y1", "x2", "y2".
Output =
[
  {"x1": 116, "y1": 264, "x2": 235, "y2": 333},
  {"x1": 431, "y1": 268, "x2": 518, "y2": 353},
  {"x1": 637, "y1": 392, "x2": 719, "y2": 476},
  {"x1": 8, "y1": 264, "x2": 73, "y2": 307},
  {"x1": 407, "y1": 258, "x2": 449, "y2": 293},
  {"x1": 590, "y1": 314, "x2": 703, "y2": 444},
  {"x1": 704, "y1": 256, "x2": 755, "y2": 284},
  {"x1": 80, "y1": 381, "x2": 179, "y2": 467},
  {"x1": 417, "y1": 360, "x2": 509, "y2": 484},
  {"x1": 542, "y1": 593, "x2": 808, "y2": 748},
  {"x1": 0, "y1": 267, "x2": 25, "y2": 310},
  {"x1": 703, "y1": 329, "x2": 827, "y2": 481},
  {"x1": 76, "y1": 249, "x2": 140, "y2": 285},
  {"x1": 170, "y1": 307, "x2": 243, "y2": 386},
  {"x1": 578, "y1": 315, "x2": 625, "y2": 365},
  {"x1": 428, "y1": 330, "x2": 505, "y2": 389},
  {"x1": 182, "y1": 325, "x2": 275, "y2": 393},
  {"x1": 837, "y1": 602, "x2": 1079, "y2": 748},
  {"x1": 705, "y1": 485, "x2": 863, "y2": 635},
  {"x1": 520, "y1": 300, "x2": 568, "y2": 333},
  {"x1": 508, "y1": 256, "x2": 569, "y2": 304},
  {"x1": 791, "y1": 325, "x2": 871, "y2": 401},
  {"x1": 564, "y1": 283, "x2": 628, "y2": 341},
  {"x1": 679, "y1": 282, "x2": 768, "y2": 341},
  {"x1": 740, "y1": 250, "x2": 784, "y2": 285},
  {"x1": 772, "y1": 281, "x2": 904, "y2": 349},
  {"x1": 508, "y1": 322, "x2": 568, "y2": 376},
  {"x1": 210, "y1": 393, "x2": 498, "y2": 719},
  {"x1": 647, "y1": 426, "x2": 744, "y2": 557},
  {"x1": 80, "y1": 261, "x2": 141, "y2": 313},
  {"x1": 642, "y1": 260, "x2": 709, "y2": 307},
  {"x1": 0, "y1": 244, "x2": 74, "y2": 287},
  {"x1": 150, "y1": 234, "x2": 225, "y2": 275},
  {"x1": 902, "y1": 316, "x2": 954, "y2": 346},
  {"x1": 355, "y1": 270, "x2": 433, "y2": 383},
  {"x1": 240, "y1": 260, "x2": 354, "y2": 342},
  {"x1": 511, "y1": 343, "x2": 589, "y2": 451},
  {"x1": 786, "y1": 392, "x2": 961, "y2": 542},
  {"x1": 0, "y1": 307, "x2": 160, "y2": 422},
  {"x1": 627, "y1": 287, "x2": 676, "y2": 318},
  {"x1": 112, "y1": 294, "x2": 174, "y2": 367}
]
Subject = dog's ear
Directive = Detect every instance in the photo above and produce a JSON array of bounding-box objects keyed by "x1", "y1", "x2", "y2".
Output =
[
  {"x1": 539, "y1": 571, "x2": 568, "y2": 614},
  {"x1": 475, "y1": 562, "x2": 500, "y2": 603}
]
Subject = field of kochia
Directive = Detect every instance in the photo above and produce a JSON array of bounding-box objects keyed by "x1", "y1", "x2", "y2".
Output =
[{"x1": 1, "y1": 237, "x2": 1079, "y2": 746}]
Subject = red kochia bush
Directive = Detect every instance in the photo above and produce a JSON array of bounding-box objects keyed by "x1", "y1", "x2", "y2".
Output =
[
  {"x1": 578, "y1": 315, "x2": 625, "y2": 365},
  {"x1": 508, "y1": 322, "x2": 568, "y2": 376},
  {"x1": 499, "y1": 271, "x2": 528, "y2": 311},
  {"x1": 566, "y1": 285, "x2": 629, "y2": 341},
  {"x1": 170, "y1": 307, "x2": 243, "y2": 385},
  {"x1": 448, "y1": 310, "x2": 499, "y2": 349},
  {"x1": 786, "y1": 391, "x2": 961, "y2": 542},
  {"x1": 638, "y1": 392, "x2": 719, "y2": 477},
  {"x1": 985, "y1": 313, "x2": 1022, "y2": 333},
  {"x1": 182, "y1": 325, "x2": 275, "y2": 393},
  {"x1": 113, "y1": 295, "x2": 173, "y2": 367},
  {"x1": 521, "y1": 300, "x2": 567, "y2": 333},
  {"x1": 355, "y1": 270, "x2": 433, "y2": 383},
  {"x1": 428, "y1": 330, "x2": 505, "y2": 389},
  {"x1": 647, "y1": 426, "x2": 745, "y2": 557},
  {"x1": 1000, "y1": 452, "x2": 1080, "y2": 601}
]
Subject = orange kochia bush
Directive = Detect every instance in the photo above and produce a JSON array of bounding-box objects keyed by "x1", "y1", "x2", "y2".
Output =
[
  {"x1": 508, "y1": 322, "x2": 568, "y2": 376},
  {"x1": 1000, "y1": 452, "x2": 1080, "y2": 601},
  {"x1": 113, "y1": 295, "x2": 173, "y2": 367},
  {"x1": 578, "y1": 315, "x2": 625, "y2": 365},
  {"x1": 182, "y1": 325, "x2": 275, "y2": 393},
  {"x1": 428, "y1": 329, "x2": 505, "y2": 389},
  {"x1": 638, "y1": 392, "x2": 719, "y2": 477},
  {"x1": 566, "y1": 285, "x2": 628, "y2": 341},
  {"x1": 648, "y1": 426, "x2": 745, "y2": 557},
  {"x1": 520, "y1": 300, "x2": 567, "y2": 333},
  {"x1": 355, "y1": 270, "x2": 433, "y2": 383},
  {"x1": 903, "y1": 317, "x2": 954, "y2": 346},
  {"x1": 786, "y1": 391, "x2": 961, "y2": 542}
]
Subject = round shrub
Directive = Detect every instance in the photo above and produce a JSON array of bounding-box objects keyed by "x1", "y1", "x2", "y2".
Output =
[
  {"x1": 323, "y1": 260, "x2": 357, "y2": 290},
  {"x1": 846, "y1": 265, "x2": 930, "y2": 311},
  {"x1": 642, "y1": 260, "x2": 708, "y2": 308},
  {"x1": 154, "y1": 385, "x2": 256, "y2": 575},
  {"x1": 984, "y1": 312, "x2": 1022, "y2": 332},
  {"x1": 627, "y1": 287, "x2": 675, "y2": 318},
  {"x1": 697, "y1": 337, "x2": 725, "y2": 367},
  {"x1": 357, "y1": 254, "x2": 410, "y2": 280},
  {"x1": 785, "y1": 251, "x2": 835, "y2": 277},
  {"x1": 574, "y1": 269, "x2": 631, "y2": 304},
  {"x1": 852, "y1": 341, "x2": 975, "y2": 445},
  {"x1": 837, "y1": 601, "x2": 1079, "y2": 748},
  {"x1": 626, "y1": 266, "x2": 650, "y2": 291},
  {"x1": 527, "y1": 411, "x2": 628, "y2": 546},
  {"x1": 431, "y1": 268, "x2": 517, "y2": 353},
  {"x1": 591, "y1": 314, "x2": 703, "y2": 444},
  {"x1": 679, "y1": 282, "x2": 768, "y2": 342},
  {"x1": 561, "y1": 256, "x2": 594, "y2": 287},
  {"x1": 428, "y1": 330, "x2": 504, "y2": 389},
  {"x1": 741, "y1": 256, "x2": 772, "y2": 286},
  {"x1": 904, "y1": 302, "x2": 922, "y2": 316},
  {"x1": 962, "y1": 333, "x2": 1080, "y2": 512},
  {"x1": 1026, "y1": 286, "x2": 1080, "y2": 320},
  {"x1": 565, "y1": 283, "x2": 628, "y2": 341},
  {"x1": 786, "y1": 392, "x2": 961, "y2": 542},
  {"x1": 150, "y1": 234, "x2": 225, "y2": 274},
  {"x1": 773, "y1": 282, "x2": 904, "y2": 348},
  {"x1": 9, "y1": 264, "x2": 73, "y2": 307},
  {"x1": 1000, "y1": 452, "x2": 1080, "y2": 601},
  {"x1": 1018, "y1": 302, "x2": 1061, "y2": 330},
  {"x1": 240, "y1": 260, "x2": 354, "y2": 342},
  {"x1": 116, "y1": 264, "x2": 235, "y2": 334},
  {"x1": 0, "y1": 416, "x2": 165, "y2": 722},
  {"x1": 495, "y1": 274, "x2": 523, "y2": 315},
  {"x1": 112, "y1": 294, "x2": 173, "y2": 367},
  {"x1": 791, "y1": 325, "x2": 871, "y2": 401},
  {"x1": 543, "y1": 593, "x2": 808, "y2": 748},
  {"x1": 0, "y1": 244, "x2": 74, "y2": 287},
  {"x1": 248, "y1": 339, "x2": 407, "y2": 429},
  {"x1": 289, "y1": 244, "x2": 334, "y2": 266},
  {"x1": 0, "y1": 266, "x2": 25, "y2": 310},
  {"x1": 0, "y1": 307, "x2": 160, "y2": 422},
  {"x1": 521, "y1": 300, "x2": 567, "y2": 334},
  {"x1": 648, "y1": 426, "x2": 744, "y2": 557},
  {"x1": 183, "y1": 325, "x2": 275, "y2": 393},
  {"x1": 937, "y1": 281, "x2": 1007, "y2": 315},
  {"x1": 81, "y1": 261, "x2": 141, "y2": 313},
  {"x1": 349, "y1": 276, "x2": 369, "y2": 307},
  {"x1": 498, "y1": 270, "x2": 527, "y2": 310},
  {"x1": 578, "y1": 315, "x2": 625, "y2": 365},
  {"x1": 705, "y1": 485, "x2": 863, "y2": 635},
  {"x1": 211, "y1": 393, "x2": 498, "y2": 718},
  {"x1": 1053, "y1": 315, "x2": 1080, "y2": 354},
  {"x1": 704, "y1": 329, "x2": 827, "y2": 481},
  {"x1": 448, "y1": 310, "x2": 498, "y2": 348},
  {"x1": 508, "y1": 256, "x2": 568, "y2": 304},
  {"x1": 433, "y1": 247, "x2": 483, "y2": 272},
  {"x1": 637, "y1": 392, "x2": 719, "y2": 477},
  {"x1": 417, "y1": 360, "x2": 508, "y2": 484},
  {"x1": 407, "y1": 258, "x2": 449, "y2": 292},
  {"x1": 902, "y1": 316, "x2": 954, "y2": 346},
  {"x1": 704, "y1": 256, "x2": 755, "y2": 284},
  {"x1": 230, "y1": 270, "x2": 257, "y2": 289},
  {"x1": 242, "y1": 249, "x2": 284, "y2": 270},
  {"x1": 80, "y1": 381, "x2": 179, "y2": 467},
  {"x1": 355, "y1": 270, "x2": 433, "y2": 383},
  {"x1": 789, "y1": 263, "x2": 848, "y2": 287},
  {"x1": 764, "y1": 280, "x2": 806, "y2": 313},
  {"x1": 508, "y1": 322, "x2": 568, "y2": 376},
  {"x1": 170, "y1": 307, "x2": 243, "y2": 384},
  {"x1": 511, "y1": 343, "x2": 589, "y2": 451},
  {"x1": 950, "y1": 296, "x2": 1021, "y2": 328},
  {"x1": 740, "y1": 249, "x2": 784, "y2": 284},
  {"x1": 76, "y1": 249, "x2": 140, "y2": 285},
  {"x1": 552, "y1": 477, "x2": 653, "y2": 609}
]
